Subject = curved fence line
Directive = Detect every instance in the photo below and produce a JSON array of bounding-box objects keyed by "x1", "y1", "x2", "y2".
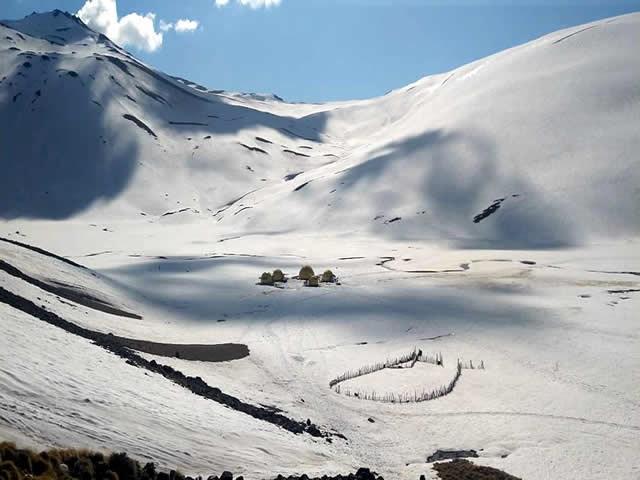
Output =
[{"x1": 329, "y1": 349, "x2": 467, "y2": 403}]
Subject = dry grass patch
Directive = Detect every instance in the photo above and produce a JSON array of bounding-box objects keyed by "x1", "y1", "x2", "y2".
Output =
[{"x1": 433, "y1": 459, "x2": 521, "y2": 480}]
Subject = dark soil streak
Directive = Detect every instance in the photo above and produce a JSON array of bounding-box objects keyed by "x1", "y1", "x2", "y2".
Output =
[
  {"x1": 294, "y1": 181, "x2": 311, "y2": 192},
  {"x1": 0, "y1": 258, "x2": 141, "y2": 319},
  {"x1": 136, "y1": 85, "x2": 169, "y2": 106},
  {"x1": 552, "y1": 25, "x2": 597, "y2": 44},
  {"x1": 0, "y1": 286, "x2": 329, "y2": 437},
  {"x1": 284, "y1": 172, "x2": 304, "y2": 181},
  {"x1": 123, "y1": 114, "x2": 157, "y2": 138},
  {"x1": 473, "y1": 198, "x2": 505, "y2": 223},
  {"x1": 239, "y1": 143, "x2": 268, "y2": 154},
  {"x1": 233, "y1": 206, "x2": 253, "y2": 216},
  {"x1": 0, "y1": 237, "x2": 86, "y2": 269},
  {"x1": 168, "y1": 121, "x2": 208, "y2": 126},
  {"x1": 283, "y1": 149, "x2": 311, "y2": 158}
]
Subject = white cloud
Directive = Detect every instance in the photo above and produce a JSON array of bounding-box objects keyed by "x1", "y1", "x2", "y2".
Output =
[
  {"x1": 159, "y1": 19, "x2": 173, "y2": 32},
  {"x1": 77, "y1": 0, "x2": 163, "y2": 52},
  {"x1": 216, "y1": 0, "x2": 282, "y2": 8},
  {"x1": 174, "y1": 19, "x2": 199, "y2": 32}
]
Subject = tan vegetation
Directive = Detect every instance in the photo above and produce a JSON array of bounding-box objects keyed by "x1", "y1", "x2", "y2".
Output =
[
  {"x1": 260, "y1": 272, "x2": 274, "y2": 285},
  {"x1": 272, "y1": 269, "x2": 285, "y2": 282},
  {"x1": 321, "y1": 270, "x2": 335, "y2": 283},
  {"x1": 298, "y1": 265, "x2": 315, "y2": 280}
]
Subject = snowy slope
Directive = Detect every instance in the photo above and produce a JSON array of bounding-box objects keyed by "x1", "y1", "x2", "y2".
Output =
[
  {"x1": 1, "y1": 10, "x2": 639, "y2": 480},
  {"x1": 1, "y1": 11, "x2": 639, "y2": 245}
]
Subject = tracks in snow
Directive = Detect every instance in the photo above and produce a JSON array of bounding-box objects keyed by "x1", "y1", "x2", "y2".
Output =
[{"x1": 0, "y1": 285, "x2": 334, "y2": 438}]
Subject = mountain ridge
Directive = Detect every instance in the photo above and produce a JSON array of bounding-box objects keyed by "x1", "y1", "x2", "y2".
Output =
[{"x1": 1, "y1": 10, "x2": 638, "y2": 248}]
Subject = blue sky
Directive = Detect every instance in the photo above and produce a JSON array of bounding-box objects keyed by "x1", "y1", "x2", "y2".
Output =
[{"x1": 2, "y1": 0, "x2": 639, "y2": 102}]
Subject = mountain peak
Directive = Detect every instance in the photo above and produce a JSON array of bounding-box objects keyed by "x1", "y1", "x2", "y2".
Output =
[{"x1": 1, "y1": 9, "x2": 96, "y2": 46}]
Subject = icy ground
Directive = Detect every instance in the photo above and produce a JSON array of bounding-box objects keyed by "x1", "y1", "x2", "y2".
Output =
[{"x1": 1, "y1": 9, "x2": 639, "y2": 480}]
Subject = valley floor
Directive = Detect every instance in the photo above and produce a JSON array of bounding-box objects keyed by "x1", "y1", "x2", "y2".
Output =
[{"x1": 1, "y1": 221, "x2": 639, "y2": 479}]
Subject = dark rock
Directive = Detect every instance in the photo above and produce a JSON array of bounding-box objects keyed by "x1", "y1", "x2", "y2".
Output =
[
  {"x1": 220, "y1": 471, "x2": 233, "y2": 480},
  {"x1": 355, "y1": 467, "x2": 375, "y2": 480},
  {"x1": 142, "y1": 462, "x2": 156, "y2": 480},
  {"x1": 0, "y1": 281, "x2": 334, "y2": 438},
  {"x1": 306, "y1": 424, "x2": 322, "y2": 437},
  {"x1": 367, "y1": 417, "x2": 375, "y2": 423},
  {"x1": 426, "y1": 449, "x2": 479, "y2": 463}
]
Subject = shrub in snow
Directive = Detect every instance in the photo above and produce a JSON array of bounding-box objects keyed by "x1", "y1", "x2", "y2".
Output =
[
  {"x1": 260, "y1": 272, "x2": 274, "y2": 285},
  {"x1": 108, "y1": 452, "x2": 138, "y2": 480},
  {"x1": 306, "y1": 275, "x2": 319, "y2": 287},
  {"x1": 321, "y1": 269, "x2": 335, "y2": 283},
  {"x1": 73, "y1": 457, "x2": 95, "y2": 480},
  {"x1": 0, "y1": 461, "x2": 20, "y2": 480},
  {"x1": 0, "y1": 442, "x2": 196, "y2": 480},
  {"x1": 298, "y1": 265, "x2": 315, "y2": 280},
  {"x1": 272, "y1": 269, "x2": 285, "y2": 282}
]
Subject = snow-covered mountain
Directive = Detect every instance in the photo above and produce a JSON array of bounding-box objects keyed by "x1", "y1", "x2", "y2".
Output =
[
  {"x1": 1, "y1": 10, "x2": 639, "y2": 480},
  {"x1": 2, "y1": 10, "x2": 638, "y2": 247}
]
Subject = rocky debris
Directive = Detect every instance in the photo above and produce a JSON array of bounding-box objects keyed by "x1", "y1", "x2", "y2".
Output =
[
  {"x1": 123, "y1": 114, "x2": 157, "y2": 138},
  {"x1": 0, "y1": 236, "x2": 87, "y2": 269},
  {"x1": 161, "y1": 207, "x2": 192, "y2": 217},
  {"x1": 426, "y1": 449, "x2": 478, "y2": 463},
  {"x1": 607, "y1": 288, "x2": 640, "y2": 294},
  {"x1": 136, "y1": 85, "x2": 169, "y2": 105},
  {"x1": 272, "y1": 467, "x2": 383, "y2": 480},
  {"x1": 238, "y1": 143, "x2": 268, "y2": 154},
  {"x1": 207, "y1": 474, "x2": 243, "y2": 480},
  {"x1": 284, "y1": 172, "x2": 304, "y2": 181},
  {"x1": 109, "y1": 74, "x2": 124, "y2": 89},
  {"x1": 169, "y1": 121, "x2": 209, "y2": 126},
  {"x1": 433, "y1": 459, "x2": 521, "y2": 479},
  {"x1": 102, "y1": 54, "x2": 135, "y2": 77},
  {"x1": 0, "y1": 285, "x2": 333, "y2": 438},
  {"x1": 473, "y1": 198, "x2": 505, "y2": 223},
  {"x1": 0, "y1": 257, "x2": 141, "y2": 319},
  {"x1": 294, "y1": 181, "x2": 311, "y2": 192},
  {"x1": 283, "y1": 149, "x2": 311, "y2": 158}
]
